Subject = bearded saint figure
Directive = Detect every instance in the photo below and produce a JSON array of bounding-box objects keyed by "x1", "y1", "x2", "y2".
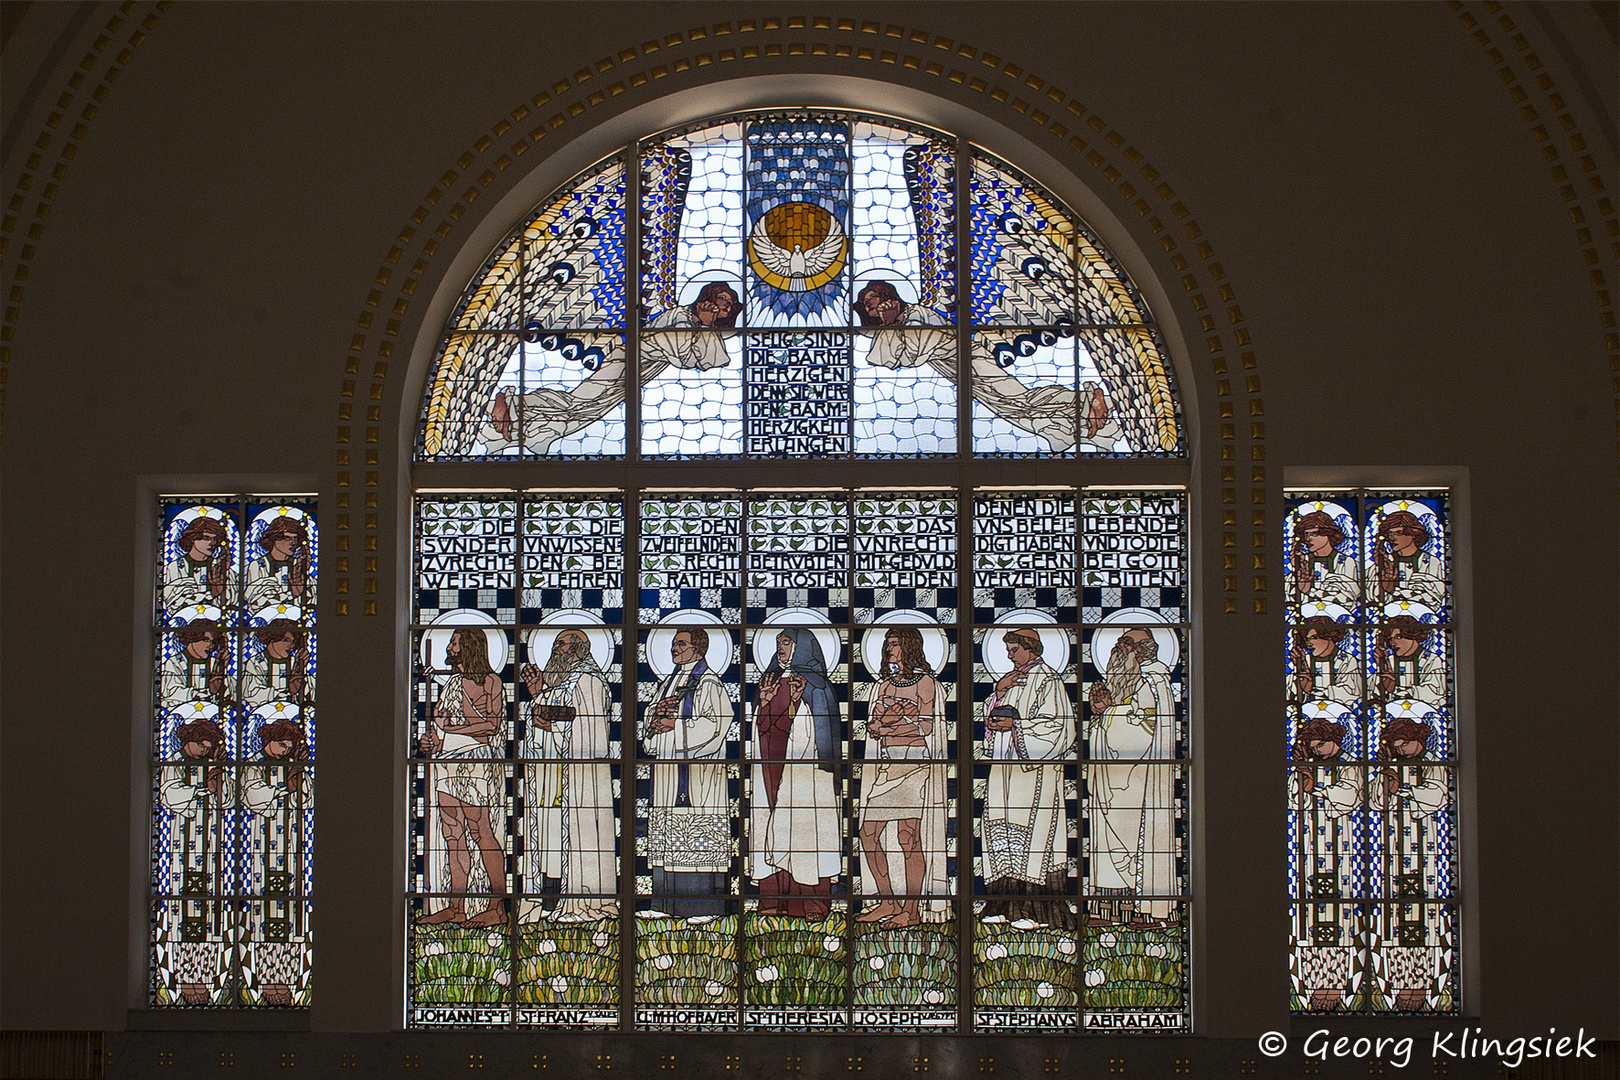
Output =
[
  {"x1": 1085, "y1": 627, "x2": 1177, "y2": 927},
  {"x1": 856, "y1": 626, "x2": 949, "y2": 927},
  {"x1": 520, "y1": 629, "x2": 617, "y2": 921},
  {"x1": 1372, "y1": 510, "x2": 1444, "y2": 609}
]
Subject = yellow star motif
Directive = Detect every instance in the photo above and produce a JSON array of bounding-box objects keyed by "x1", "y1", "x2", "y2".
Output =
[
  {"x1": 1401, "y1": 702, "x2": 1413, "y2": 712},
  {"x1": 1314, "y1": 502, "x2": 1324, "y2": 512},
  {"x1": 194, "y1": 605, "x2": 207, "y2": 615},
  {"x1": 1398, "y1": 501, "x2": 1410, "y2": 511},
  {"x1": 274, "y1": 703, "x2": 287, "y2": 714},
  {"x1": 276, "y1": 506, "x2": 292, "y2": 517},
  {"x1": 277, "y1": 605, "x2": 289, "y2": 615},
  {"x1": 1399, "y1": 602, "x2": 1411, "y2": 611}
]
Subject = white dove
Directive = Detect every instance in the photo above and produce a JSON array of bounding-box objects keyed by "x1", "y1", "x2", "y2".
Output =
[{"x1": 749, "y1": 213, "x2": 846, "y2": 290}]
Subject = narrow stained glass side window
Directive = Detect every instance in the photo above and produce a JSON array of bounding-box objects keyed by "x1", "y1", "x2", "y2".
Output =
[
  {"x1": 1285, "y1": 490, "x2": 1457, "y2": 1014},
  {"x1": 153, "y1": 497, "x2": 317, "y2": 1007}
]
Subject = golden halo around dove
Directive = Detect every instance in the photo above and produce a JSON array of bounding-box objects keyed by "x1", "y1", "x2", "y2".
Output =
[{"x1": 747, "y1": 201, "x2": 848, "y2": 292}]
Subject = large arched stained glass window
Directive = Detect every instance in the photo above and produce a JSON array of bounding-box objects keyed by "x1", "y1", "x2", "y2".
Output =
[
  {"x1": 418, "y1": 111, "x2": 1181, "y2": 461},
  {"x1": 410, "y1": 110, "x2": 1189, "y2": 1033}
]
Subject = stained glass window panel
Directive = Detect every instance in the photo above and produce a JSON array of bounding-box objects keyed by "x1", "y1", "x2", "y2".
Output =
[
  {"x1": 153, "y1": 497, "x2": 316, "y2": 1008},
  {"x1": 418, "y1": 110, "x2": 1182, "y2": 461},
  {"x1": 1285, "y1": 490, "x2": 1457, "y2": 1015},
  {"x1": 410, "y1": 488, "x2": 1187, "y2": 1030},
  {"x1": 409, "y1": 102, "x2": 1193, "y2": 1035}
]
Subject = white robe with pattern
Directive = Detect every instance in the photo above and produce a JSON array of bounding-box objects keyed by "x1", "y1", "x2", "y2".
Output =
[{"x1": 983, "y1": 661, "x2": 1076, "y2": 884}]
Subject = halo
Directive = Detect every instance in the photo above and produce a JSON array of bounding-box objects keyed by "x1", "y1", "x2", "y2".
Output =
[
  {"x1": 860, "y1": 609, "x2": 948, "y2": 677},
  {"x1": 982, "y1": 611, "x2": 1071, "y2": 677},
  {"x1": 1296, "y1": 600, "x2": 1353, "y2": 624},
  {"x1": 420, "y1": 609, "x2": 508, "y2": 681},
  {"x1": 852, "y1": 270, "x2": 917, "y2": 307},
  {"x1": 251, "y1": 603, "x2": 304, "y2": 626},
  {"x1": 251, "y1": 504, "x2": 310, "y2": 529},
  {"x1": 747, "y1": 202, "x2": 848, "y2": 292},
  {"x1": 1292, "y1": 498, "x2": 1355, "y2": 527},
  {"x1": 646, "y1": 610, "x2": 732, "y2": 678},
  {"x1": 676, "y1": 272, "x2": 743, "y2": 308},
  {"x1": 250, "y1": 701, "x2": 303, "y2": 724},
  {"x1": 1089, "y1": 608, "x2": 1180, "y2": 673},
  {"x1": 1297, "y1": 699, "x2": 1354, "y2": 725},
  {"x1": 169, "y1": 504, "x2": 230, "y2": 530},
  {"x1": 1375, "y1": 498, "x2": 1441, "y2": 527},
  {"x1": 1381, "y1": 600, "x2": 1439, "y2": 625},
  {"x1": 524, "y1": 609, "x2": 614, "y2": 672},
  {"x1": 170, "y1": 699, "x2": 222, "y2": 723},
  {"x1": 173, "y1": 603, "x2": 224, "y2": 626},
  {"x1": 1382, "y1": 698, "x2": 1444, "y2": 725},
  {"x1": 750, "y1": 609, "x2": 841, "y2": 674}
]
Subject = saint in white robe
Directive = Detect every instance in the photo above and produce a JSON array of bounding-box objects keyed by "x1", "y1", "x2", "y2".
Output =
[
  {"x1": 1371, "y1": 761, "x2": 1451, "y2": 1001},
  {"x1": 982, "y1": 660, "x2": 1075, "y2": 885},
  {"x1": 161, "y1": 648, "x2": 228, "y2": 711},
  {"x1": 1289, "y1": 761, "x2": 1363, "y2": 1001},
  {"x1": 1088, "y1": 660, "x2": 1178, "y2": 917},
  {"x1": 522, "y1": 662, "x2": 617, "y2": 920},
  {"x1": 162, "y1": 555, "x2": 235, "y2": 617},
  {"x1": 1294, "y1": 550, "x2": 1360, "y2": 609},
  {"x1": 244, "y1": 554, "x2": 310, "y2": 611},
  {"x1": 1379, "y1": 647, "x2": 1446, "y2": 709},
  {"x1": 241, "y1": 651, "x2": 314, "y2": 711},
  {"x1": 1374, "y1": 549, "x2": 1445, "y2": 609},
  {"x1": 157, "y1": 761, "x2": 236, "y2": 1001},
  {"x1": 643, "y1": 660, "x2": 732, "y2": 907},
  {"x1": 1288, "y1": 651, "x2": 1364, "y2": 708}
]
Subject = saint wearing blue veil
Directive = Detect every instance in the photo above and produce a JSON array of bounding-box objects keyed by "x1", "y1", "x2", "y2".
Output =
[{"x1": 751, "y1": 626, "x2": 842, "y2": 917}]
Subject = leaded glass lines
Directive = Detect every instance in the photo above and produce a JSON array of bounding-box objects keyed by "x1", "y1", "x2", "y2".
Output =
[
  {"x1": 1285, "y1": 489, "x2": 1457, "y2": 1015},
  {"x1": 416, "y1": 110, "x2": 1183, "y2": 463},
  {"x1": 153, "y1": 496, "x2": 318, "y2": 1008},
  {"x1": 408, "y1": 490, "x2": 1189, "y2": 1032}
]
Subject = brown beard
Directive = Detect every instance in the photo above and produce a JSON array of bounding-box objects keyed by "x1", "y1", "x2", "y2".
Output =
[
  {"x1": 1104, "y1": 644, "x2": 1143, "y2": 706},
  {"x1": 539, "y1": 651, "x2": 577, "y2": 691}
]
